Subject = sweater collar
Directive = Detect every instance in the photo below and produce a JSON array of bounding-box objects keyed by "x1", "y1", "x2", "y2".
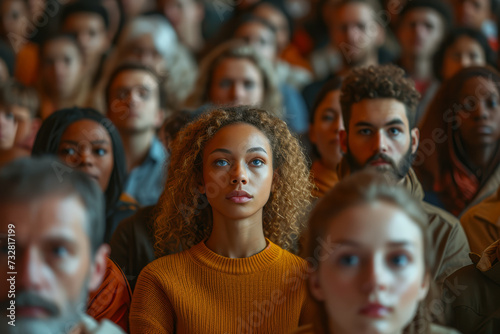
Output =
[{"x1": 187, "y1": 239, "x2": 283, "y2": 275}]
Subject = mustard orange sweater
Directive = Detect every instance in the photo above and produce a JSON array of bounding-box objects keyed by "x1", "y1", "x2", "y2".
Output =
[{"x1": 130, "y1": 239, "x2": 309, "y2": 334}]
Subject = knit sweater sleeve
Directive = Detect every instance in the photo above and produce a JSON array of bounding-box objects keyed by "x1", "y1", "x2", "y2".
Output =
[{"x1": 130, "y1": 260, "x2": 175, "y2": 333}]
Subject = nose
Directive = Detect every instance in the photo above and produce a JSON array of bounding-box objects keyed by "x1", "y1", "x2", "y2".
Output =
[
  {"x1": 460, "y1": 54, "x2": 472, "y2": 67},
  {"x1": 473, "y1": 101, "x2": 489, "y2": 120},
  {"x1": 18, "y1": 247, "x2": 48, "y2": 292},
  {"x1": 78, "y1": 144, "x2": 95, "y2": 166},
  {"x1": 374, "y1": 131, "x2": 388, "y2": 153},
  {"x1": 230, "y1": 83, "x2": 247, "y2": 105},
  {"x1": 230, "y1": 162, "x2": 248, "y2": 185},
  {"x1": 360, "y1": 258, "x2": 389, "y2": 294}
]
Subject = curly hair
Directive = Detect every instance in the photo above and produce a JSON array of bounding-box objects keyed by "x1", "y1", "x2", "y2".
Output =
[
  {"x1": 340, "y1": 64, "x2": 421, "y2": 129},
  {"x1": 183, "y1": 40, "x2": 283, "y2": 118},
  {"x1": 154, "y1": 106, "x2": 313, "y2": 257}
]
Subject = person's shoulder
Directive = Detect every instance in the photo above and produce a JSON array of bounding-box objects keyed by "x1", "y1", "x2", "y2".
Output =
[
  {"x1": 141, "y1": 248, "x2": 191, "y2": 275},
  {"x1": 421, "y1": 200, "x2": 461, "y2": 228}
]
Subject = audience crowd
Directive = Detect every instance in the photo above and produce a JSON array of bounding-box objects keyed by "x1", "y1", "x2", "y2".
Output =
[{"x1": 1, "y1": 0, "x2": 500, "y2": 333}]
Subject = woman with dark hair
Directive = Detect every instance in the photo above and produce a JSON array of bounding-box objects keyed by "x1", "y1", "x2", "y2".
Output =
[
  {"x1": 31, "y1": 107, "x2": 137, "y2": 241},
  {"x1": 432, "y1": 27, "x2": 495, "y2": 82},
  {"x1": 415, "y1": 66, "x2": 500, "y2": 217},
  {"x1": 308, "y1": 77, "x2": 344, "y2": 197}
]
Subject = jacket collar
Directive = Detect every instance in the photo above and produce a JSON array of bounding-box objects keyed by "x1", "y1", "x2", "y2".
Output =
[{"x1": 472, "y1": 240, "x2": 500, "y2": 285}]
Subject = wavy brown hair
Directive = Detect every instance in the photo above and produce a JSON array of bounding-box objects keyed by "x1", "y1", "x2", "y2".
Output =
[{"x1": 154, "y1": 106, "x2": 313, "y2": 257}]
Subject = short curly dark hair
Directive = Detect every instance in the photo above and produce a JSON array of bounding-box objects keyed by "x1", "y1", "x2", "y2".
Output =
[{"x1": 340, "y1": 65, "x2": 421, "y2": 130}]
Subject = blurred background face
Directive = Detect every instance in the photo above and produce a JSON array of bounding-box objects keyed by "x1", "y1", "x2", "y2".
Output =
[
  {"x1": 0, "y1": 59, "x2": 9, "y2": 83},
  {"x1": 234, "y1": 21, "x2": 278, "y2": 63},
  {"x1": 332, "y1": 3, "x2": 381, "y2": 66},
  {"x1": 1, "y1": 0, "x2": 29, "y2": 40},
  {"x1": 310, "y1": 90, "x2": 345, "y2": 170},
  {"x1": 0, "y1": 108, "x2": 17, "y2": 149},
  {"x1": 457, "y1": 76, "x2": 500, "y2": 148},
  {"x1": 397, "y1": 9, "x2": 445, "y2": 59},
  {"x1": 0, "y1": 195, "x2": 92, "y2": 334},
  {"x1": 108, "y1": 69, "x2": 162, "y2": 134},
  {"x1": 41, "y1": 39, "x2": 83, "y2": 98},
  {"x1": 453, "y1": 0, "x2": 491, "y2": 29},
  {"x1": 309, "y1": 201, "x2": 428, "y2": 334},
  {"x1": 442, "y1": 36, "x2": 486, "y2": 80},
  {"x1": 123, "y1": 35, "x2": 167, "y2": 74},
  {"x1": 159, "y1": 0, "x2": 203, "y2": 38},
  {"x1": 253, "y1": 3, "x2": 290, "y2": 53},
  {"x1": 209, "y1": 57, "x2": 264, "y2": 107},
  {"x1": 58, "y1": 119, "x2": 114, "y2": 191},
  {"x1": 62, "y1": 13, "x2": 109, "y2": 67},
  {"x1": 120, "y1": 0, "x2": 152, "y2": 18}
]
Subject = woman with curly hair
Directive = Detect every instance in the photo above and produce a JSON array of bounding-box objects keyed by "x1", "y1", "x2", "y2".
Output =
[{"x1": 130, "y1": 106, "x2": 313, "y2": 333}]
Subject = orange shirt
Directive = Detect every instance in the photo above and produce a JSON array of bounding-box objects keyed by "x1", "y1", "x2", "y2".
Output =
[
  {"x1": 130, "y1": 240, "x2": 309, "y2": 333},
  {"x1": 87, "y1": 257, "x2": 132, "y2": 333}
]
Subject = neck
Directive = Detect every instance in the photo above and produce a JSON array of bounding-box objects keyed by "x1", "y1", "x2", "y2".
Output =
[
  {"x1": 400, "y1": 55, "x2": 432, "y2": 80},
  {"x1": 463, "y1": 142, "x2": 498, "y2": 171},
  {"x1": 205, "y1": 211, "x2": 267, "y2": 258},
  {"x1": 119, "y1": 130, "x2": 155, "y2": 172}
]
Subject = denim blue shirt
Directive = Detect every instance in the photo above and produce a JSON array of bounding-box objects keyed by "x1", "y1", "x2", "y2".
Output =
[{"x1": 124, "y1": 137, "x2": 167, "y2": 206}]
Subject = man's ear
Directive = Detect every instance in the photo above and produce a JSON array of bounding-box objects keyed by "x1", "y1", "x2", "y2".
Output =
[
  {"x1": 339, "y1": 129, "x2": 348, "y2": 154},
  {"x1": 88, "y1": 244, "x2": 110, "y2": 292},
  {"x1": 410, "y1": 127, "x2": 420, "y2": 154}
]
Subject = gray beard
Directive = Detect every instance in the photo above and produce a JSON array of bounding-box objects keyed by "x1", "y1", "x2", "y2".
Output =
[{"x1": 0, "y1": 286, "x2": 89, "y2": 334}]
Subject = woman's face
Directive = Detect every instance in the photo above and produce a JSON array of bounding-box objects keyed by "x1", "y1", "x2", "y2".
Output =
[
  {"x1": 457, "y1": 76, "x2": 500, "y2": 148},
  {"x1": 253, "y1": 3, "x2": 290, "y2": 53},
  {"x1": 310, "y1": 90, "x2": 344, "y2": 170},
  {"x1": 1, "y1": 0, "x2": 29, "y2": 39},
  {"x1": 209, "y1": 57, "x2": 264, "y2": 107},
  {"x1": 200, "y1": 123, "x2": 274, "y2": 222},
  {"x1": 442, "y1": 36, "x2": 486, "y2": 80},
  {"x1": 58, "y1": 119, "x2": 114, "y2": 192},
  {"x1": 41, "y1": 39, "x2": 83, "y2": 98},
  {"x1": 310, "y1": 201, "x2": 429, "y2": 334}
]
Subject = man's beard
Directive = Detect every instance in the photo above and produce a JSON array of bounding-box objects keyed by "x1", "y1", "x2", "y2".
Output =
[
  {"x1": 344, "y1": 146, "x2": 415, "y2": 180},
  {"x1": 0, "y1": 288, "x2": 89, "y2": 334}
]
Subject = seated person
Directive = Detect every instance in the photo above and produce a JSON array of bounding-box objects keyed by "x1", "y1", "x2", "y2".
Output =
[
  {"x1": 433, "y1": 27, "x2": 495, "y2": 83},
  {"x1": 32, "y1": 107, "x2": 138, "y2": 241},
  {"x1": 308, "y1": 77, "x2": 344, "y2": 197},
  {"x1": 130, "y1": 106, "x2": 313, "y2": 333},
  {"x1": 106, "y1": 63, "x2": 167, "y2": 206},
  {"x1": 416, "y1": 66, "x2": 500, "y2": 217},
  {"x1": 297, "y1": 170, "x2": 460, "y2": 333},
  {"x1": 443, "y1": 239, "x2": 500, "y2": 333},
  {"x1": 0, "y1": 79, "x2": 40, "y2": 152},
  {"x1": 110, "y1": 110, "x2": 197, "y2": 290},
  {"x1": 60, "y1": 1, "x2": 111, "y2": 83},
  {"x1": 37, "y1": 33, "x2": 91, "y2": 119},
  {"x1": 184, "y1": 40, "x2": 283, "y2": 121},
  {"x1": 232, "y1": 14, "x2": 309, "y2": 134},
  {"x1": 0, "y1": 157, "x2": 123, "y2": 334}
]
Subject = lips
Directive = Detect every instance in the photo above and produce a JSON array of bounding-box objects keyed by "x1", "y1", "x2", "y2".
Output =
[
  {"x1": 369, "y1": 159, "x2": 390, "y2": 167},
  {"x1": 226, "y1": 190, "x2": 253, "y2": 203},
  {"x1": 359, "y1": 303, "x2": 392, "y2": 318},
  {"x1": 474, "y1": 125, "x2": 494, "y2": 135}
]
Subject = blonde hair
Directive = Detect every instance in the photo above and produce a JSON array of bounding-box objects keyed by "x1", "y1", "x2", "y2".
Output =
[
  {"x1": 183, "y1": 40, "x2": 283, "y2": 118},
  {"x1": 154, "y1": 106, "x2": 313, "y2": 257}
]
